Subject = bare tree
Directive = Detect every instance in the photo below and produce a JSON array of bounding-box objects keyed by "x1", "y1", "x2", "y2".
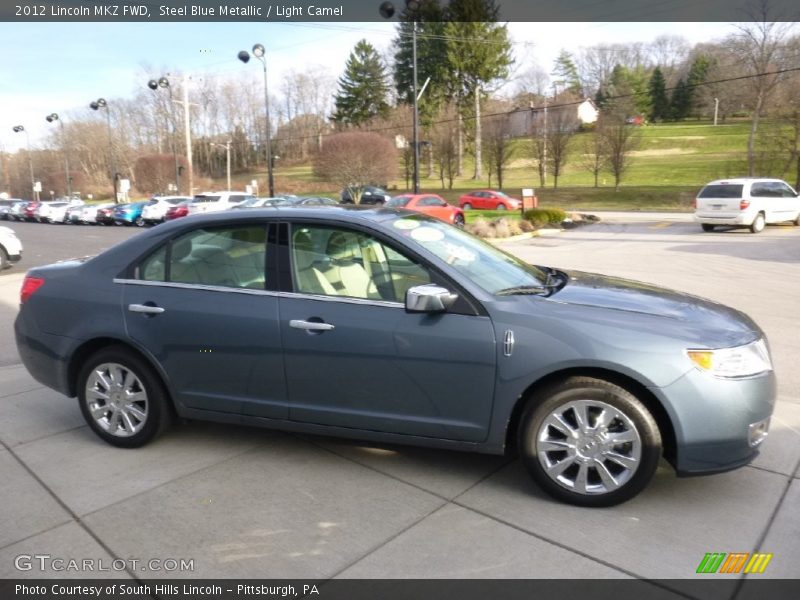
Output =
[
  {"x1": 482, "y1": 112, "x2": 515, "y2": 189},
  {"x1": 598, "y1": 109, "x2": 641, "y2": 191},
  {"x1": 432, "y1": 110, "x2": 459, "y2": 190},
  {"x1": 546, "y1": 104, "x2": 579, "y2": 188},
  {"x1": 729, "y1": 1, "x2": 794, "y2": 175},
  {"x1": 580, "y1": 125, "x2": 609, "y2": 188},
  {"x1": 313, "y1": 132, "x2": 397, "y2": 204}
]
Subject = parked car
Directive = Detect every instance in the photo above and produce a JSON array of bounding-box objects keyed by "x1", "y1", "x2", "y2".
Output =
[
  {"x1": 164, "y1": 199, "x2": 192, "y2": 221},
  {"x1": 23, "y1": 201, "x2": 41, "y2": 222},
  {"x1": 0, "y1": 199, "x2": 22, "y2": 220},
  {"x1": 0, "y1": 225, "x2": 22, "y2": 269},
  {"x1": 114, "y1": 201, "x2": 149, "y2": 227},
  {"x1": 9, "y1": 201, "x2": 29, "y2": 222},
  {"x1": 283, "y1": 196, "x2": 339, "y2": 207},
  {"x1": 42, "y1": 199, "x2": 84, "y2": 224},
  {"x1": 340, "y1": 185, "x2": 391, "y2": 205},
  {"x1": 66, "y1": 204, "x2": 85, "y2": 224},
  {"x1": 231, "y1": 197, "x2": 290, "y2": 210},
  {"x1": 386, "y1": 194, "x2": 465, "y2": 227},
  {"x1": 695, "y1": 178, "x2": 800, "y2": 233},
  {"x1": 141, "y1": 196, "x2": 192, "y2": 225},
  {"x1": 13, "y1": 207, "x2": 776, "y2": 506},
  {"x1": 96, "y1": 204, "x2": 119, "y2": 226},
  {"x1": 186, "y1": 192, "x2": 254, "y2": 215},
  {"x1": 459, "y1": 190, "x2": 522, "y2": 211}
]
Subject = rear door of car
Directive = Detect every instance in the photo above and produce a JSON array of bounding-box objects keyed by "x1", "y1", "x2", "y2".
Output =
[
  {"x1": 696, "y1": 182, "x2": 745, "y2": 217},
  {"x1": 121, "y1": 221, "x2": 287, "y2": 419},
  {"x1": 276, "y1": 220, "x2": 497, "y2": 442}
]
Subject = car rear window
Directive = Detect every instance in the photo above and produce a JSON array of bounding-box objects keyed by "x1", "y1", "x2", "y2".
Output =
[
  {"x1": 387, "y1": 196, "x2": 410, "y2": 207},
  {"x1": 698, "y1": 184, "x2": 744, "y2": 198}
]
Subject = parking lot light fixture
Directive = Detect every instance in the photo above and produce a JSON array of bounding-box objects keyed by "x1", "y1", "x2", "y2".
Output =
[
  {"x1": 90, "y1": 98, "x2": 118, "y2": 203},
  {"x1": 45, "y1": 113, "x2": 72, "y2": 198},
  {"x1": 12, "y1": 125, "x2": 37, "y2": 201},
  {"x1": 147, "y1": 76, "x2": 181, "y2": 194},
  {"x1": 238, "y1": 44, "x2": 274, "y2": 197}
]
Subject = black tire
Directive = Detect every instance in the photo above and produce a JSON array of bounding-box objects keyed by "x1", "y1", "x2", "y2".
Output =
[
  {"x1": 750, "y1": 212, "x2": 765, "y2": 234},
  {"x1": 135, "y1": 217, "x2": 145, "y2": 227},
  {"x1": 701, "y1": 224, "x2": 715, "y2": 232},
  {"x1": 518, "y1": 376, "x2": 662, "y2": 507},
  {"x1": 463, "y1": 203, "x2": 473, "y2": 210},
  {"x1": 0, "y1": 247, "x2": 8, "y2": 270},
  {"x1": 496, "y1": 204, "x2": 507, "y2": 211},
  {"x1": 453, "y1": 214, "x2": 466, "y2": 228},
  {"x1": 77, "y1": 346, "x2": 173, "y2": 448}
]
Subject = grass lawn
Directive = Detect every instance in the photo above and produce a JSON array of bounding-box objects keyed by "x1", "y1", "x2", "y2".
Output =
[{"x1": 210, "y1": 118, "x2": 795, "y2": 210}]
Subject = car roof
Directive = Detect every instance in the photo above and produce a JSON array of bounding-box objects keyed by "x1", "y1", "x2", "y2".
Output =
[{"x1": 704, "y1": 178, "x2": 787, "y2": 185}]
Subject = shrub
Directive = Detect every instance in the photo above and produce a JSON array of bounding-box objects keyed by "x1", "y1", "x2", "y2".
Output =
[
  {"x1": 524, "y1": 207, "x2": 567, "y2": 226},
  {"x1": 518, "y1": 219, "x2": 535, "y2": 232}
]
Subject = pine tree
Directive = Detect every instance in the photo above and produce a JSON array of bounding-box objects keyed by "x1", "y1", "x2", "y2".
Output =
[
  {"x1": 648, "y1": 67, "x2": 669, "y2": 122},
  {"x1": 551, "y1": 50, "x2": 582, "y2": 95},
  {"x1": 332, "y1": 40, "x2": 391, "y2": 126},
  {"x1": 670, "y1": 78, "x2": 690, "y2": 120}
]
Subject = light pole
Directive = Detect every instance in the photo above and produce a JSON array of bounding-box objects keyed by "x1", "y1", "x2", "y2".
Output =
[
  {"x1": 147, "y1": 77, "x2": 181, "y2": 194},
  {"x1": 45, "y1": 113, "x2": 72, "y2": 198},
  {"x1": 210, "y1": 141, "x2": 232, "y2": 190},
  {"x1": 12, "y1": 125, "x2": 37, "y2": 201},
  {"x1": 238, "y1": 44, "x2": 275, "y2": 197},
  {"x1": 89, "y1": 98, "x2": 118, "y2": 203},
  {"x1": 380, "y1": 1, "x2": 420, "y2": 193}
]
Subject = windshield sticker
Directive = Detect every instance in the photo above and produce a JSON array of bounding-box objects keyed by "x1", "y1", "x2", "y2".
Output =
[
  {"x1": 443, "y1": 242, "x2": 477, "y2": 263},
  {"x1": 393, "y1": 219, "x2": 420, "y2": 230},
  {"x1": 410, "y1": 227, "x2": 445, "y2": 242}
]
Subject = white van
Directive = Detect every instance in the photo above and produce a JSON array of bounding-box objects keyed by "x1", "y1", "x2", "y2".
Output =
[
  {"x1": 695, "y1": 178, "x2": 800, "y2": 233},
  {"x1": 186, "y1": 192, "x2": 254, "y2": 215}
]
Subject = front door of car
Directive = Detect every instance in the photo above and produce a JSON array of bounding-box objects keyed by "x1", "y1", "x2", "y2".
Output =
[
  {"x1": 122, "y1": 223, "x2": 288, "y2": 419},
  {"x1": 278, "y1": 222, "x2": 497, "y2": 442}
]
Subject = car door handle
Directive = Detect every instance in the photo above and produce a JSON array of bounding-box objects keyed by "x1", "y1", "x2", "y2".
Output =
[
  {"x1": 128, "y1": 304, "x2": 165, "y2": 315},
  {"x1": 289, "y1": 319, "x2": 335, "y2": 331}
]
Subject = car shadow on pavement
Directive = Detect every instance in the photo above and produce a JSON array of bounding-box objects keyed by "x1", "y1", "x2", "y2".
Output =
[{"x1": 669, "y1": 237, "x2": 800, "y2": 264}]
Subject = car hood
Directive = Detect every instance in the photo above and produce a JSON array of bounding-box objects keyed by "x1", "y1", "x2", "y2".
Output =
[{"x1": 548, "y1": 270, "x2": 760, "y2": 344}]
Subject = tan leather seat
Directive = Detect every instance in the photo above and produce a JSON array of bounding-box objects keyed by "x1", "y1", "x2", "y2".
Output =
[
  {"x1": 293, "y1": 231, "x2": 336, "y2": 295},
  {"x1": 322, "y1": 232, "x2": 380, "y2": 299}
]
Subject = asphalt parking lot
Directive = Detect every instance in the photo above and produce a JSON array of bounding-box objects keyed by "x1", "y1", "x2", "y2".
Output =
[{"x1": 0, "y1": 214, "x2": 798, "y2": 593}]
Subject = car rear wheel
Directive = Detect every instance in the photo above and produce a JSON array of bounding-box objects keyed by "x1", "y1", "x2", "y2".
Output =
[
  {"x1": 701, "y1": 224, "x2": 715, "y2": 232},
  {"x1": 518, "y1": 376, "x2": 662, "y2": 507},
  {"x1": 750, "y1": 213, "x2": 765, "y2": 233},
  {"x1": 463, "y1": 203, "x2": 472, "y2": 210},
  {"x1": 78, "y1": 346, "x2": 173, "y2": 448},
  {"x1": 496, "y1": 204, "x2": 507, "y2": 211}
]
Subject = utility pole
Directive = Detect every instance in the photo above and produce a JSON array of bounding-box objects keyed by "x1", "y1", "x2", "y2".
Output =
[
  {"x1": 714, "y1": 97, "x2": 719, "y2": 126},
  {"x1": 543, "y1": 94, "x2": 548, "y2": 187},
  {"x1": 411, "y1": 21, "x2": 420, "y2": 194},
  {"x1": 183, "y1": 74, "x2": 194, "y2": 196}
]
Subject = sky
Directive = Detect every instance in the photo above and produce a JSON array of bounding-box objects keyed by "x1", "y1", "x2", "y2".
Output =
[{"x1": 0, "y1": 21, "x2": 737, "y2": 152}]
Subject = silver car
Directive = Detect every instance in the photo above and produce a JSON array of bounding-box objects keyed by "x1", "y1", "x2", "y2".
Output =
[{"x1": 14, "y1": 208, "x2": 775, "y2": 506}]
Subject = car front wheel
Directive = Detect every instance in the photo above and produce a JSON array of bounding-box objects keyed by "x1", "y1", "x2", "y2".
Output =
[
  {"x1": 462, "y1": 203, "x2": 472, "y2": 210},
  {"x1": 518, "y1": 376, "x2": 662, "y2": 507},
  {"x1": 453, "y1": 214, "x2": 465, "y2": 228},
  {"x1": 701, "y1": 224, "x2": 715, "y2": 232},
  {"x1": 496, "y1": 203, "x2": 507, "y2": 211},
  {"x1": 77, "y1": 346, "x2": 172, "y2": 448},
  {"x1": 750, "y1": 213, "x2": 765, "y2": 233}
]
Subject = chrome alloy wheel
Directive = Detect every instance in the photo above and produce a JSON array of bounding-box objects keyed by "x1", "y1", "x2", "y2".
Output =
[
  {"x1": 536, "y1": 399, "x2": 642, "y2": 495},
  {"x1": 84, "y1": 362, "x2": 149, "y2": 437}
]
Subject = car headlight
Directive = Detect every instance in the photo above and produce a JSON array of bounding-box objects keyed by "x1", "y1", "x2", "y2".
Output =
[{"x1": 686, "y1": 339, "x2": 772, "y2": 378}]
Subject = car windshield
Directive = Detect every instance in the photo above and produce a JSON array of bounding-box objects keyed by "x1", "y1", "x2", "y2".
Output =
[
  {"x1": 389, "y1": 215, "x2": 548, "y2": 294},
  {"x1": 698, "y1": 184, "x2": 744, "y2": 198},
  {"x1": 387, "y1": 196, "x2": 411, "y2": 207}
]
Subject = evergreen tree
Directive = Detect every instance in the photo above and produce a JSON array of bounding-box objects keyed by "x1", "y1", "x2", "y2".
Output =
[
  {"x1": 332, "y1": 40, "x2": 391, "y2": 126},
  {"x1": 648, "y1": 67, "x2": 669, "y2": 122},
  {"x1": 551, "y1": 50, "x2": 582, "y2": 95},
  {"x1": 669, "y1": 56, "x2": 709, "y2": 121},
  {"x1": 670, "y1": 78, "x2": 691, "y2": 120}
]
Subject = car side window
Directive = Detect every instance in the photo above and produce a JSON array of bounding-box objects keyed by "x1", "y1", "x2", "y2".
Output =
[
  {"x1": 290, "y1": 225, "x2": 432, "y2": 302},
  {"x1": 776, "y1": 182, "x2": 797, "y2": 198},
  {"x1": 138, "y1": 226, "x2": 267, "y2": 289}
]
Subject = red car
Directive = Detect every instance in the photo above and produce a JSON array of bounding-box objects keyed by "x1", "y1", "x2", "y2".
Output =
[
  {"x1": 386, "y1": 194, "x2": 465, "y2": 227},
  {"x1": 458, "y1": 190, "x2": 522, "y2": 211},
  {"x1": 165, "y1": 200, "x2": 191, "y2": 221},
  {"x1": 23, "y1": 201, "x2": 41, "y2": 221}
]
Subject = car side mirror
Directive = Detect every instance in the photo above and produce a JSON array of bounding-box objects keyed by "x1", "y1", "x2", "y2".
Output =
[{"x1": 405, "y1": 284, "x2": 458, "y2": 313}]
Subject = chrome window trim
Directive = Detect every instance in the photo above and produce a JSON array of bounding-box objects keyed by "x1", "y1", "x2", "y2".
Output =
[{"x1": 113, "y1": 278, "x2": 405, "y2": 309}]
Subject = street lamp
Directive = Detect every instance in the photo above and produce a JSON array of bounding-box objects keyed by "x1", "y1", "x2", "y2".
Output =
[
  {"x1": 210, "y1": 141, "x2": 232, "y2": 191},
  {"x1": 45, "y1": 113, "x2": 72, "y2": 198},
  {"x1": 238, "y1": 43, "x2": 275, "y2": 197},
  {"x1": 380, "y1": 1, "x2": 420, "y2": 193},
  {"x1": 12, "y1": 125, "x2": 37, "y2": 201},
  {"x1": 148, "y1": 77, "x2": 181, "y2": 194},
  {"x1": 89, "y1": 98, "x2": 118, "y2": 203}
]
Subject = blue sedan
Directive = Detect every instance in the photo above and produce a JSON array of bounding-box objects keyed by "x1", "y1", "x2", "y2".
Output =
[
  {"x1": 14, "y1": 207, "x2": 775, "y2": 506},
  {"x1": 113, "y1": 201, "x2": 149, "y2": 226}
]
